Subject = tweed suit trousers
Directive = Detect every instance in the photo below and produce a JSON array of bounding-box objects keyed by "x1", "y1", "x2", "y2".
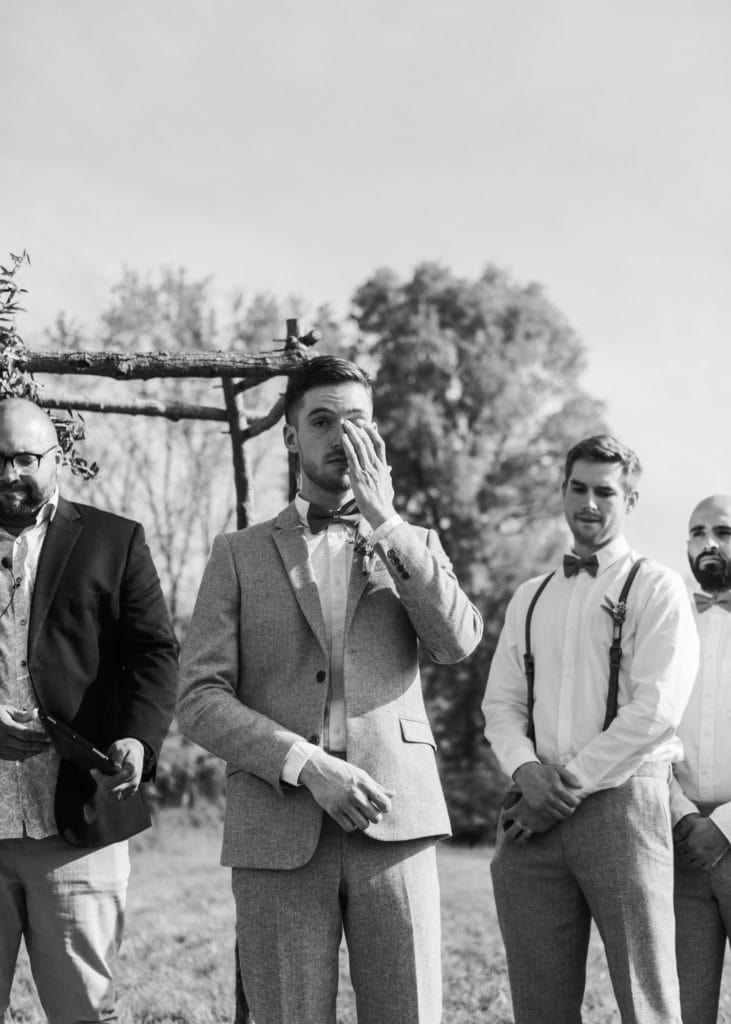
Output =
[
  {"x1": 491, "y1": 768, "x2": 680, "y2": 1024},
  {"x1": 232, "y1": 814, "x2": 441, "y2": 1024},
  {"x1": 674, "y1": 803, "x2": 731, "y2": 1024}
]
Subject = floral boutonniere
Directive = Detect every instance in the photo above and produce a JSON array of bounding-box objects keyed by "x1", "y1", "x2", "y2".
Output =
[
  {"x1": 601, "y1": 595, "x2": 628, "y2": 636},
  {"x1": 353, "y1": 535, "x2": 376, "y2": 574}
]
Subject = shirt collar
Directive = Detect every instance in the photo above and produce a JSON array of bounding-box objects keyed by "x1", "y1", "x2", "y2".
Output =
[
  {"x1": 294, "y1": 493, "x2": 310, "y2": 529},
  {"x1": 38, "y1": 487, "x2": 59, "y2": 524}
]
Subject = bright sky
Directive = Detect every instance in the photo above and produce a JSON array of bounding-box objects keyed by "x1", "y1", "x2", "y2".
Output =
[{"x1": 4, "y1": 0, "x2": 730, "y2": 576}]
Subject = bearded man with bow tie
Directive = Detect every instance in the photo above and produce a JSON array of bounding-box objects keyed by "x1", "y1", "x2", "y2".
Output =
[
  {"x1": 178, "y1": 355, "x2": 482, "y2": 1024},
  {"x1": 482, "y1": 435, "x2": 698, "y2": 1024},
  {"x1": 670, "y1": 494, "x2": 731, "y2": 1023}
]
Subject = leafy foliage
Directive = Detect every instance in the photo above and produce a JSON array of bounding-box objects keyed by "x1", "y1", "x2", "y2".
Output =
[
  {"x1": 0, "y1": 251, "x2": 98, "y2": 478},
  {"x1": 352, "y1": 261, "x2": 607, "y2": 836}
]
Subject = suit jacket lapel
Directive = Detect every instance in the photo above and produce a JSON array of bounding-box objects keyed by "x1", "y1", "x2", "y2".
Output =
[
  {"x1": 343, "y1": 520, "x2": 373, "y2": 639},
  {"x1": 272, "y1": 503, "x2": 328, "y2": 655},
  {"x1": 28, "y1": 497, "x2": 82, "y2": 656}
]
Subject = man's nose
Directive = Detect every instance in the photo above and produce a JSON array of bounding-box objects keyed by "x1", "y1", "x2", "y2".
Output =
[{"x1": 0, "y1": 459, "x2": 19, "y2": 482}]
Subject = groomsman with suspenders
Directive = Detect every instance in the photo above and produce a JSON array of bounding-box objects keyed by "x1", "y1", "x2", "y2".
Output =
[
  {"x1": 671, "y1": 494, "x2": 731, "y2": 1023},
  {"x1": 482, "y1": 435, "x2": 698, "y2": 1024}
]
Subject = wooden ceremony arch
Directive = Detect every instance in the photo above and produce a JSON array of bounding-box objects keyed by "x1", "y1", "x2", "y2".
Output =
[{"x1": 19, "y1": 319, "x2": 319, "y2": 529}]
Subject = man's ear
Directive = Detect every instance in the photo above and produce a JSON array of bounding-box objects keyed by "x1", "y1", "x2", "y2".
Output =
[
  {"x1": 283, "y1": 422, "x2": 298, "y2": 455},
  {"x1": 625, "y1": 489, "x2": 639, "y2": 514}
]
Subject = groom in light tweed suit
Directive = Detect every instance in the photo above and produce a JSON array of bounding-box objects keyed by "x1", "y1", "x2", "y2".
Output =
[{"x1": 178, "y1": 356, "x2": 482, "y2": 1024}]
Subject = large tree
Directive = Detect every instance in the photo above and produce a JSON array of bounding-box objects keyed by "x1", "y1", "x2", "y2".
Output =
[{"x1": 352, "y1": 262, "x2": 607, "y2": 837}]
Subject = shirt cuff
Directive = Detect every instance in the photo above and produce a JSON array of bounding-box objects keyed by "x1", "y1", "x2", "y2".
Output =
[
  {"x1": 710, "y1": 803, "x2": 731, "y2": 844},
  {"x1": 503, "y1": 748, "x2": 540, "y2": 781},
  {"x1": 370, "y1": 514, "x2": 403, "y2": 547},
  {"x1": 281, "y1": 740, "x2": 319, "y2": 786},
  {"x1": 561, "y1": 758, "x2": 592, "y2": 799},
  {"x1": 668, "y1": 777, "x2": 699, "y2": 826}
]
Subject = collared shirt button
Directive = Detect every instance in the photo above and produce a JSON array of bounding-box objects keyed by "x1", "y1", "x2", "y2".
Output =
[{"x1": 19, "y1": 660, "x2": 27, "y2": 667}]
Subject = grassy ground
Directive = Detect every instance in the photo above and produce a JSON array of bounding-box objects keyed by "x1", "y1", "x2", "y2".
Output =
[{"x1": 7, "y1": 811, "x2": 731, "y2": 1022}]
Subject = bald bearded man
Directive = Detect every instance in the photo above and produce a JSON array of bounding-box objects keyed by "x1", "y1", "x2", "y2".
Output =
[
  {"x1": 0, "y1": 399, "x2": 178, "y2": 1023},
  {"x1": 671, "y1": 494, "x2": 731, "y2": 1023}
]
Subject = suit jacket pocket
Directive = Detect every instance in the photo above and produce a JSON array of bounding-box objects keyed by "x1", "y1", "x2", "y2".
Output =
[{"x1": 400, "y1": 717, "x2": 437, "y2": 749}]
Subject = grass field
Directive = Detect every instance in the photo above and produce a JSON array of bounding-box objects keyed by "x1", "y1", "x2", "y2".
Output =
[{"x1": 7, "y1": 811, "x2": 731, "y2": 1023}]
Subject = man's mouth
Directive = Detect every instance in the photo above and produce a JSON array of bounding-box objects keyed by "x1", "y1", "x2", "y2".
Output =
[{"x1": 698, "y1": 552, "x2": 724, "y2": 564}]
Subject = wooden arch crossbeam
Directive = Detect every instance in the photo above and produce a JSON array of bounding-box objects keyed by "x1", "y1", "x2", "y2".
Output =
[{"x1": 21, "y1": 319, "x2": 320, "y2": 529}]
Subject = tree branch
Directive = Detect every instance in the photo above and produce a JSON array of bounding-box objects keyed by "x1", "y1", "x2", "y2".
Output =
[
  {"x1": 24, "y1": 344, "x2": 313, "y2": 381},
  {"x1": 39, "y1": 394, "x2": 228, "y2": 422},
  {"x1": 242, "y1": 395, "x2": 285, "y2": 440}
]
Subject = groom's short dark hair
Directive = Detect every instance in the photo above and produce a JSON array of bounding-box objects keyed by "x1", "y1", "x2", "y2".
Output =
[{"x1": 284, "y1": 356, "x2": 373, "y2": 424}]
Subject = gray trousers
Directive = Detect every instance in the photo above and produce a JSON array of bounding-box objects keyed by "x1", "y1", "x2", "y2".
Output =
[
  {"x1": 232, "y1": 815, "x2": 441, "y2": 1024},
  {"x1": 0, "y1": 835, "x2": 129, "y2": 1024},
  {"x1": 674, "y1": 804, "x2": 731, "y2": 1024},
  {"x1": 491, "y1": 766, "x2": 680, "y2": 1024}
]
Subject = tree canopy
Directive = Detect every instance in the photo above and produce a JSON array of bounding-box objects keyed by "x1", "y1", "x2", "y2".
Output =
[{"x1": 352, "y1": 261, "x2": 607, "y2": 836}]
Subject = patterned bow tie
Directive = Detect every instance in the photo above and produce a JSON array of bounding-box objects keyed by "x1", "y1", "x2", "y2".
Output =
[
  {"x1": 563, "y1": 553, "x2": 599, "y2": 578},
  {"x1": 306, "y1": 499, "x2": 360, "y2": 535},
  {"x1": 693, "y1": 591, "x2": 731, "y2": 614}
]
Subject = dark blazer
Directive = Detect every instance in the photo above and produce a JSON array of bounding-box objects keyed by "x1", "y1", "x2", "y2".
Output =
[{"x1": 27, "y1": 497, "x2": 179, "y2": 847}]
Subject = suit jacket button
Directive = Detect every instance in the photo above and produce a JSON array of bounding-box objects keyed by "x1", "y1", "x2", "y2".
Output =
[
  {"x1": 387, "y1": 549, "x2": 397, "y2": 562},
  {"x1": 308, "y1": 734, "x2": 320, "y2": 745},
  {"x1": 316, "y1": 670, "x2": 326, "y2": 683},
  {"x1": 401, "y1": 571, "x2": 410, "y2": 579}
]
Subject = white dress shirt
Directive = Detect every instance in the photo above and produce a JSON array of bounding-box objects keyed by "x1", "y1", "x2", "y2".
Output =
[
  {"x1": 670, "y1": 599, "x2": 731, "y2": 841},
  {"x1": 281, "y1": 496, "x2": 402, "y2": 785},
  {"x1": 483, "y1": 537, "x2": 699, "y2": 797},
  {"x1": 0, "y1": 488, "x2": 60, "y2": 838}
]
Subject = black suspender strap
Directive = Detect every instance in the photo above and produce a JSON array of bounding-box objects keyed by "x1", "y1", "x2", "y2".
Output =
[
  {"x1": 523, "y1": 572, "x2": 555, "y2": 744},
  {"x1": 601, "y1": 557, "x2": 646, "y2": 730},
  {"x1": 523, "y1": 557, "x2": 647, "y2": 743}
]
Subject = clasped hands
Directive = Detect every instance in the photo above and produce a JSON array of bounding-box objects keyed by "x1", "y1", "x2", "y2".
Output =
[
  {"x1": 674, "y1": 812, "x2": 729, "y2": 871},
  {"x1": 503, "y1": 762, "x2": 583, "y2": 846},
  {"x1": 0, "y1": 704, "x2": 143, "y2": 804}
]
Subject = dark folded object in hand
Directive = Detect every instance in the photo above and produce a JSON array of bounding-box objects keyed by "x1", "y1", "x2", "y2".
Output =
[{"x1": 38, "y1": 710, "x2": 118, "y2": 775}]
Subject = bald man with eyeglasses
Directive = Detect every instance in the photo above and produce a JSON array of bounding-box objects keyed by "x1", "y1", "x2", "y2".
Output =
[{"x1": 0, "y1": 398, "x2": 178, "y2": 1023}]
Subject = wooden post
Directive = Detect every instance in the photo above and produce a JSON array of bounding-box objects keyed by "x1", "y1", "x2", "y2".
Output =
[
  {"x1": 286, "y1": 319, "x2": 300, "y2": 502},
  {"x1": 222, "y1": 378, "x2": 253, "y2": 530}
]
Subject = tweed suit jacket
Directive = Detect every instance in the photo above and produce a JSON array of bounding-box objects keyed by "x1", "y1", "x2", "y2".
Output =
[
  {"x1": 178, "y1": 502, "x2": 482, "y2": 870},
  {"x1": 27, "y1": 497, "x2": 179, "y2": 846}
]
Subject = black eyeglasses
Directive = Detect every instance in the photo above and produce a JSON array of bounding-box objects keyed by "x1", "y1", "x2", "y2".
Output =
[{"x1": 0, "y1": 445, "x2": 58, "y2": 475}]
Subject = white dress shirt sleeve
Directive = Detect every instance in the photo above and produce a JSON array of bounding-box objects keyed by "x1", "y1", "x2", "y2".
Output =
[
  {"x1": 482, "y1": 587, "x2": 541, "y2": 779},
  {"x1": 281, "y1": 739, "x2": 320, "y2": 786},
  {"x1": 710, "y1": 804, "x2": 731, "y2": 843},
  {"x1": 668, "y1": 772, "x2": 700, "y2": 826},
  {"x1": 370, "y1": 514, "x2": 403, "y2": 547}
]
